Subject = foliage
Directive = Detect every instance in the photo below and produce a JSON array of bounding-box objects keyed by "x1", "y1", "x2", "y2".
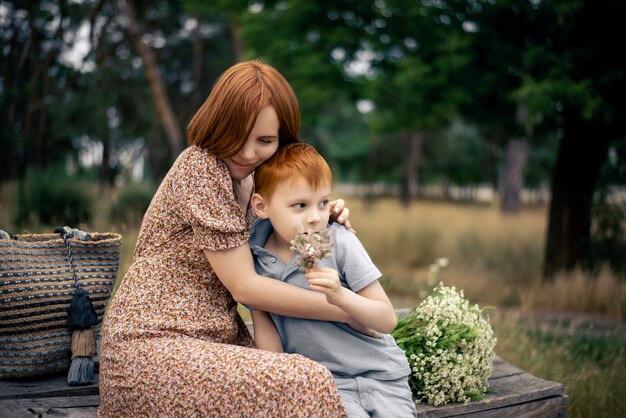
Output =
[
  {"x1": 2, "y1": 0, "x2": 625, "y2": 276},
  {"x1": 109, "y1": 182, "x2": 155, "y2": 228},
  {"x1": 587, "y1": 138, "x2": 626, "y2": 277},
  {"x1": 588, "y1": 198, "x2": 625, "y2": 277},
  {"x1": 392, "y1": 276, "x2": 496, "y2": 406},
  {"x1": 14, "y1": 168, "x2": 92, "y2": 227}
]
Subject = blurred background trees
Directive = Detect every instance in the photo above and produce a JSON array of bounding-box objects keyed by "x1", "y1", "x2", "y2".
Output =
[{"x1": 1, "y1": 0, "x2": 624, "y2": 278}]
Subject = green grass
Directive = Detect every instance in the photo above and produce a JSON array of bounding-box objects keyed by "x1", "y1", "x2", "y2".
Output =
[{"x1": 493, "y1": 314, "x2": 625, "y2": 418}]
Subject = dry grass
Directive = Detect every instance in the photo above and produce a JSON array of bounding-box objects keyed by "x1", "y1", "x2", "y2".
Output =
[
  {"x1": 345, "y1": 197, "x2": 626, "y2": 321},
  {"x1": 3, "y1": 182, "x2": 622, "y2": 320}
]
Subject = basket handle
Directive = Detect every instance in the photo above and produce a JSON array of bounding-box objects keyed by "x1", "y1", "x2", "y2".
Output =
[
  {"x1": 0, "y1": 229, "x2": 16, "y2": 240},
  {"x1": 54, "y1": 226, "x2": 91, "y2": 241},
  {"x1": 54, "y1": 226, "x2": 91, "y2": 289}
]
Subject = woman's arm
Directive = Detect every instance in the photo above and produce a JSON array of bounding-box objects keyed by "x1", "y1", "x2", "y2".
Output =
[
  {"x1": 251, "y1": 310, "x2": 283, "y2": 353},
  {"x1": 204, "y1": 244, "x2": 351, "y2": 322},
  {"x1": 306, "y1": 267, "x2": 398, "y2": 334}
]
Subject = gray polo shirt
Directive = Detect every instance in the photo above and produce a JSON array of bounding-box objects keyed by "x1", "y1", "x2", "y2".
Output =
[{"x1": 248, "y1": 219, "x2": 411, "y2": 381}]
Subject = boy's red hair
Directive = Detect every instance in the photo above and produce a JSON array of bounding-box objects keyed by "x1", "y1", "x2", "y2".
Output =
[
  {"x1": 254, "y1": 143, "x2": 333, "y2": 199},
  {"x1": 187, "y1": 60, "x2": 300, "y2": 158}
]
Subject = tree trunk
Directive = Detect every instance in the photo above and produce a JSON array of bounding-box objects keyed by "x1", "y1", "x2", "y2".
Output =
[
  {"x1": 35, "y1": 70, "x2": 50, "y2": 169},
  {"x1": 100, "y1": 106, "x2": 116, "y2": 190},
  {"x1": 191, "y1": 22, "x2": 204, "y2": 108},
  {"x1": 400, "y1": 131, "x2": 422, "y2": 206},
  {"x1": 228, "y1": 19, "x2": 244, "y2": 61},
  {"x1": 1, "y1": 11, "x2": 19, "y2": 189},
  {"x1": 364, "y1": 134, "x2": 381, "y2": 202},
  {"x1": 119, "y1": 0, "x2": 184, "y2": 158},
  {"x1": 543, "y1": 112, "x2": 611, "y2": 279},
  {"x1": 148, "y1": 104, "x2": 169, "y2": 185},
  {"x1": 483, "y1": 133, "x2": 501, "y2": 193},
  {"x1": 500, "y1": 138, "x2": 527, "y2": 213}
]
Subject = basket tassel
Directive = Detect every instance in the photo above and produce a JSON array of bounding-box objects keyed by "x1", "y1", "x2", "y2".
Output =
[{"x1": 67, "y1": 288, "x2": 99, "y2": 386}]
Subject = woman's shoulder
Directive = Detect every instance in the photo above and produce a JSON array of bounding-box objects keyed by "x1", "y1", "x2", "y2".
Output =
[
  {"x1": 173, "y1": 146, "x2": 228, "y2": 177},
  {"x1": 178, "y1": 145, "x2": 217, "y2": 164}
]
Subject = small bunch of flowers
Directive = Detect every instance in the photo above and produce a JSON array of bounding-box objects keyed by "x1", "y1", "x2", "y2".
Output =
[
  {"x1": 289, "y1": 223, "x2": 334, "y2": 270},
  {"x1": 392, "y1": 260, "x2": 496, "y2": 406}
]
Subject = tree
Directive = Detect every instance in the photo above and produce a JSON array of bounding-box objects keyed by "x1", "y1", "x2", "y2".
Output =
[
  {"x1": 119, "y1": 0, "x2": 184, "y2": 158},
  {"x1": 239, "y1": 0, "x2": 478, "y2": 202},
  {"x1": 460, "y1": 0, "x2": 546, "y2": 213},
  {"x1": 515, "y1": 0, "x2": 626, "y2": 277},
  {"x1": 0, "y1": 0, "x2": 88, "y2": 185}
]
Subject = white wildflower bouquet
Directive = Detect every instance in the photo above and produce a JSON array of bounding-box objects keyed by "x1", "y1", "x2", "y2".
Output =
[
  {"x1": 289, "y1": 224, "x2": 334, "y2": 270},
  {"x1": 391, "y1": 262, "x2": 496, "y2": 406}
]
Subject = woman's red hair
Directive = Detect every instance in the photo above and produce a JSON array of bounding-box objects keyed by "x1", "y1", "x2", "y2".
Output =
[{"x1": 187, "y1": 60, "x2": 301, "y2": 158}]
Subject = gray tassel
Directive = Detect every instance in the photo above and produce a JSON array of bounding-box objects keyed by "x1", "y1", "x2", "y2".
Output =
[
  {"x1": 56, "y1": 226, "x2": 99, "y2": 386},
  {"x1": 67, "y1": 357, "x2": 95, "y2": 386}
]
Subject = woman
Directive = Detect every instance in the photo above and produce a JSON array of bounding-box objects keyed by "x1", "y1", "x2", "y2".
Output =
[{"x1": 98, "y1": 60, "x2": 360, "y2": 416}]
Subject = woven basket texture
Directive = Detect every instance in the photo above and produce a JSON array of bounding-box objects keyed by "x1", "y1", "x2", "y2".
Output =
[{"x1": 0, "y1": 232, "x2": 121, "y2": 379}]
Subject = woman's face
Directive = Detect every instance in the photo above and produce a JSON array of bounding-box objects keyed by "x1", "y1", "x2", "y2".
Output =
[{"x1": 224, "y1": 105, "x2": 280, "y2": 180}]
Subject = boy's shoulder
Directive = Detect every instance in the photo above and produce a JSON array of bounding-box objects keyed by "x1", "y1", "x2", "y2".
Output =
[
  {"x1": 327, "y1": 222, "x2": 362, "y2": 250},
  {"x1": 328, "y1": 222, "x2": 354, "y2": 239}
]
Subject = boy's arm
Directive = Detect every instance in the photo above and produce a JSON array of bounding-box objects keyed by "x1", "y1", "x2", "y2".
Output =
[
  {"x1": 306, "y1": 268, "x2": 397, "y2": 334},
  {"x1": 251, "y1": 310, "x2": 284, "y2": 353}
]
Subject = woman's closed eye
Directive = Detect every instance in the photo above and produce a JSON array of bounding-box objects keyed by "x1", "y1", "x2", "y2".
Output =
[{"x1": 258, "y1": 137, "x2": 278, "y2": 145}]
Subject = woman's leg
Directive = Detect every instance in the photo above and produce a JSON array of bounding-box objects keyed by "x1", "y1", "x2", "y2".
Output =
[{"x1": 99, "y1": 336, "x2": 346, "y2": 417}]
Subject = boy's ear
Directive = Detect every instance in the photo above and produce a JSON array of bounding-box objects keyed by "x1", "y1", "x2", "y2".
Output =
[{"x1": 251, "y1": 193, "x2": 269, "y2": 219}]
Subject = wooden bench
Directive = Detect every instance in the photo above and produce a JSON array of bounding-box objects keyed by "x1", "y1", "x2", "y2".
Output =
[
  {"x1": 0, "y1": 319, "x2": 569, "y2": 417},
  {"x1": 0, "y1": 356, "x2": 568, "y2": 417}
]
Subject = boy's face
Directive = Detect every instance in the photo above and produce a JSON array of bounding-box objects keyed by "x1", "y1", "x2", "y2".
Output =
[{"x1": 253, "y1": 178, "x2": 332, "y2": 248}]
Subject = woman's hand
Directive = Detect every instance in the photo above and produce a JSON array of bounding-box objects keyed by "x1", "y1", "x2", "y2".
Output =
[{"x1": 329, "y1": 199, "x2": 354, "y2": 232}]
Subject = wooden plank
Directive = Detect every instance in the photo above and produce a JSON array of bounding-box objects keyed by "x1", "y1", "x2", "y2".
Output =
[
  {"x1": 490, "y1": 356, "x2": 526, "y2": 379},
  {"x1": 27, "y1": 406, "x2": 99, "y2": 418},
  {"x1": 450, "y1": 395, "x2": 568, "y2": 418},
  {"x1": 0, "y1": 315, "x2": 567, "y2": 417},
  {"x1": 0, "y1": 362, "x2": 567, "y2": 418},
  {"x1": 0, "y1": 374, "x2": 99, "y2": 400},
  {"x1": 414, "y1": 370, "x2": 565, "y2": 417},
  {"x1": 0, "y1": 395, "x2": 100, "y2": 418}
]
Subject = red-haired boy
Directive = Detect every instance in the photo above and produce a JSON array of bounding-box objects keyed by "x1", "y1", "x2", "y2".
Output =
[{"x1": 248, "y1": 143, "x2": 416, "y2": 417}]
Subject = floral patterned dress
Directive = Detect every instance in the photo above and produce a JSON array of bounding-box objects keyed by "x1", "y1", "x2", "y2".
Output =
[{"x1": 98, "y1": 146, "x2": 346, "y2": 417}]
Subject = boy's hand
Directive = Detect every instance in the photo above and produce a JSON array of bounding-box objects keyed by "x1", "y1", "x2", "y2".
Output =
[
  {"x1": 306, "y1": 267, "x2": 382, "y2": 338},
  {"x1": 305, "y1": 266, "x2": 347, "y2": 306}
]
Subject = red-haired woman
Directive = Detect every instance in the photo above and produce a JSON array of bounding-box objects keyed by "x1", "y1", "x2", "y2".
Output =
[{"x1": 98, "y1": 60, "x2": 357, "y2": 416}]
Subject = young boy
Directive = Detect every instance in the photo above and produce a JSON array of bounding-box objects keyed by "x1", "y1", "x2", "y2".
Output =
[{"x1": 248, "y1": 143, "x2": 417, "y2": 417}]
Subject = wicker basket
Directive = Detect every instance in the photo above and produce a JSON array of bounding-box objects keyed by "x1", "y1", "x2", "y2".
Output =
[{"x1": 0, "y1": 230, "x2": 121, "y2": 379}]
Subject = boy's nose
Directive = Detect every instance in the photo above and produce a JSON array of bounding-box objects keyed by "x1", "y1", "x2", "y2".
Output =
[{"x1": 307, "y1": 210, "x2": 321, "y2": 224}]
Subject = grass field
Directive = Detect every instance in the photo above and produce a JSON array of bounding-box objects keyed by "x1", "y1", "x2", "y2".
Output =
[{"x1": 1, "y1": 182, "x2": 624, "y2": 417}]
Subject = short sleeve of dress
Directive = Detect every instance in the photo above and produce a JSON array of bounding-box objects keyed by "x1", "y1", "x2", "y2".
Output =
[{"x1": 170, "y1": 147, "x2": 249, "y2": 251}]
